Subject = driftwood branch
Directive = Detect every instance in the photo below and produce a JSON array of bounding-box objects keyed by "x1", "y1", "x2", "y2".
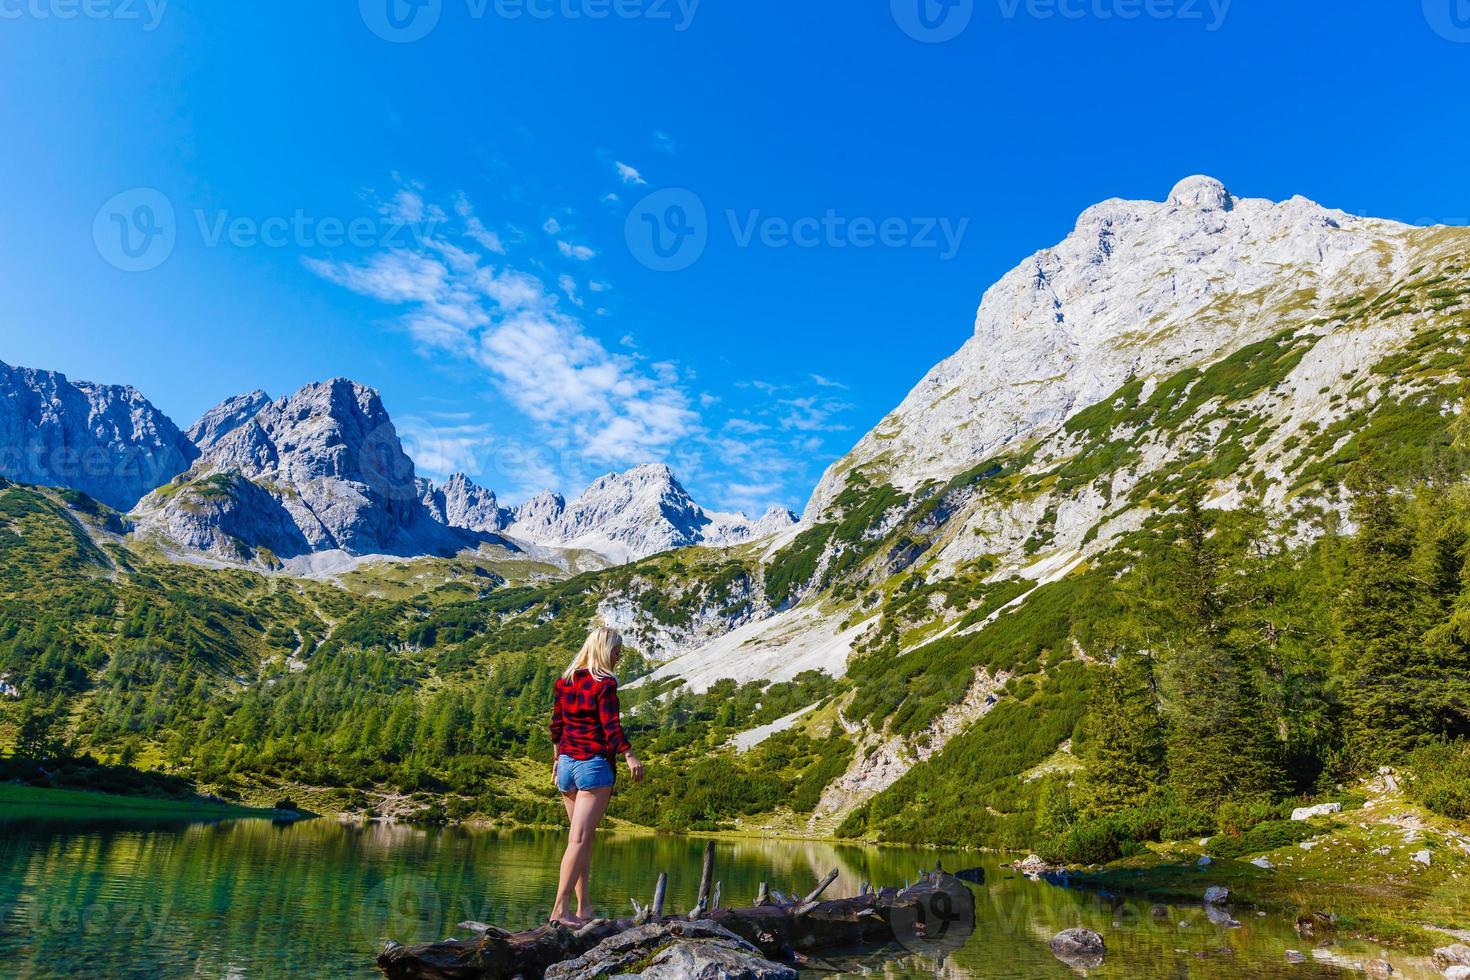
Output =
[
  {"x1": 755, "y1": 882, "x2": 769, "y2": 907},
  {"x1": 650, "y1": 872, "x2": 667, "y2": 918},
  {"x1": 378, "y1": 865, "x2": 976, "y2": 980},
  {"x1": 803, "y1": 869, "x2": 839, "y2": 904},
  {"x1": 690, "y1": 840, "x2": 716, "y2": 917}
]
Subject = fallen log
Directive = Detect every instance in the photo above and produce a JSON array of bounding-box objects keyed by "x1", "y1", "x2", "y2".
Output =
[{"x1": 377, "y1": 857, "x2": 975, "y2": 980}]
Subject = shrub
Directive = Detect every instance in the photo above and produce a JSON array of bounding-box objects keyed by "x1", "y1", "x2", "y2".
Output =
[
  {"x1": 1210, "y1": 819, "x2": 1315, "y2": 858},
  {"x1": 1404, "y1": 741, "x2": 1470, "y2": 820}
]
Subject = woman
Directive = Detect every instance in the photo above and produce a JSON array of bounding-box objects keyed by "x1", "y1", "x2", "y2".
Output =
[{"x1": 548, "y1": 626, "x2": 645, "y2": 927}]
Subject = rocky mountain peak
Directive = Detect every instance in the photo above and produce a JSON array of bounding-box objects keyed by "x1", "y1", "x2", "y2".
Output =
[
  {"x1": 805, "y1": 176, "x2": 1415, "y2": 518},
  {"x1": 421, "y1": 472, "x2": 511, "y2": 533},
  {"x1": 0, "y1": 359, "x2": 198, "y2": 510},
  {"x1": 137, "y1": 377, "x2": 430, "y2": 560},
  {"x1": 186, "y1": 389, "x2": 271, "y2": 450},
  {"x1": 1168, "y1": 174, "x2": 1233, "y2": 212},
  {"x1": 506, "y1": 465, "x2": 794, "y2": 562}
]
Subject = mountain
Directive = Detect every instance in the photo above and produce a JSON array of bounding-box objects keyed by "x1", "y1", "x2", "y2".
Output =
[
  {"x1": 134, "y1": 379, "x2": 448, "y2": 562},
  {"x1": 505, "y1": 463, "x2": 797, "y2": 562},
  {"x1": 419, "y1": 473, "x2": 512, "y2": 534},
  {"x1": 7, "y1": 176, "x2": 1470, "y2": 869},
  {"x1": 806, "y1": 175, "x2": 1410, "y2": 518},
  {"x1": 186, "y1": 390, "x2": 272, "y2": 450},
  {"x1": 0, "y1": 360, "x2": 197, "y2": 511}
]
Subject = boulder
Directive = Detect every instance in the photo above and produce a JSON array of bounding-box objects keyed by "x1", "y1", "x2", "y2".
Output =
[
  {"x1": 1412, "y1": 850, "x2": 1432, "y2": 867},
  {"x1": 1196, "y1": 856, "x2": 1213, "y2": 867},
  {"x1": 1285, "y1": 949, "x2": 1307, "y2": 964},
  {"x1": 543, "y1": 920, "x2": 797, "y2": 980},
  {"x1": 1047, "y1": 928, "x2": 1105, "y2": 970},
  {"x1": 1364, "y1": 959, "x2": 1393, "y2": 977},
  {"x1": 1250, "y1": 857, "x2": 1275, "y2": 870},
  {"x1": 1203, "y1": 886, "x2": 1230, "y2": 906},
  {"x1": 1290, "y1": 803, "x2": 1342, "y2": 821},
  {"x1": 1016, "y1": 854, "x2": 1051, "y2": 877},
  {"x1": 1435, "y1": 944, "x2": 1470, "y2": 970},
  {"x1": 1445, "y1": 967, "x2": 1470, "y2": 980},
  {"x1": 954, "y1": 867, "x2": 986, "y2": 884}
]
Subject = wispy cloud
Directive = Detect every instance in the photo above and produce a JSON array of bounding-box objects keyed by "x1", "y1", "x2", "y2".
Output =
[
  {"x1": 653, "y1": 131, "x2": 676, "y2": 155},
  {"x1": 306, "y1": 182, "x2": 700, "y2": 479},
  {"x1": 615, "y1": 161, "x2": 648, "y2": 185},
  {"x1": 558, "y1": 240, "x2": 597, "y2": 261},
  {"x1": 810, "y1": 373, "x2": 847, "y2": 389}
]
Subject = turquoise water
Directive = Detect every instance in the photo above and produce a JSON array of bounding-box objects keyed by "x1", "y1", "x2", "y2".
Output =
[{"x1": 0, "y1": 810, "x2": 1442, "y2": 978}]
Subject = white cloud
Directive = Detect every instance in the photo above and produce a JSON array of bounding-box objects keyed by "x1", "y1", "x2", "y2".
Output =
[
  {"x1": 558, "y1": 274, "x2": 582, "y2": 306},
  {"x1": 558, "y1": 240, "x2": 597, "y2": 261},
  {"x1": 780, "y1": 395, "x2": 852, "y2": 432},
  {"x1": 397, "y1": 417, "x2": 497, "y2": 479},
  {"x1": 601, "y1": 192, "x2": 623, "y2": 207},
  {"x1": 455, "y1": 194, "x2": 506, "y2": 254},
  {"x1": 307, "y1": 184, "x2": 700, "y2": 476},
  {"x1": 615, "y1": 161, "x2": 648, "y2": 185},
  {"x1": 810, "y1": 373, "x2": 847, "y2": 389},
  {"x1": 543, "y1": 217, "x2": 562, "y2": 235}
]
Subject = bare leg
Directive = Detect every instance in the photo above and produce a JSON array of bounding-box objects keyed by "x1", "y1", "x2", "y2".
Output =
[
  {"x1": 557, "y1": 791, "x2": 588, "y2": 918},
  {"x1": 551, "y1": 785, "x2": 613, "y2": 923},
  {"x1": 551, "y1": 791, "x2": 581, "y2": 924}
]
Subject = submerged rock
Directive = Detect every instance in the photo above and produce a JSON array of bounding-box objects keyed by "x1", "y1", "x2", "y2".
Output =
[
  {"x1": 1047, "y1": 928, "x2": 1105, "y2": 970},
  {"x1": 543, "y1": 919, "x2": 796, "y2": 980}
]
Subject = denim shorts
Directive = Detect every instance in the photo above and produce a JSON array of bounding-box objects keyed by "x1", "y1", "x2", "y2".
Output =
[{"x1": 555, "y1": 754, "x2": 615, "y2": 792}]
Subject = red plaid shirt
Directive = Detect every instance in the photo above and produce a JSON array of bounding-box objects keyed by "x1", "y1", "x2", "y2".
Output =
[{"x1": 550, "y1": 670, "x2": 633, "y2": 760}]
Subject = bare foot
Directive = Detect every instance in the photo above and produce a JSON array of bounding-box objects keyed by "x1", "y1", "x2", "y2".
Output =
[{"x1": 550, "y1": 913, "x2": 587, "y2": 929}]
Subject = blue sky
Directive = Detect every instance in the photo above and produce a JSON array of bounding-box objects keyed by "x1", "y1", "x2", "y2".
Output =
[{"x1": 3, "y1": 1, "x2": 1470, "y2": 513}]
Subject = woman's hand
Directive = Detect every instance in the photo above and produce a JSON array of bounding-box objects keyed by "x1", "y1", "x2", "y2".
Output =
[{"x1": 625, "y1": 751, "x2": 646, "y2": 783}]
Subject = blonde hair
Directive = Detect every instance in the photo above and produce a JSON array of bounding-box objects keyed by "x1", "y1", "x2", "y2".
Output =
[{"x1": 564, "y1": 627, "x2": 623, "y2": 680}]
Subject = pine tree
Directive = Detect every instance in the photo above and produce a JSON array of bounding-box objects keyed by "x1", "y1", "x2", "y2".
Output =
[
  {"x1": 1336, "y1": 470, "x2": 1438, "y2": 766},
  {"x1": 1151, "y1": 488, "x2": 1284, "y2": 807},
  {"x1": 1076, "y1": 649, "x2": 1165, "y2": 816}
]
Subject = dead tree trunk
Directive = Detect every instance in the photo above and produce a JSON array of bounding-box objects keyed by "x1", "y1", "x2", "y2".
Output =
[{"x1": 377, "y1": 857, "x2": 974, "y2": 980}]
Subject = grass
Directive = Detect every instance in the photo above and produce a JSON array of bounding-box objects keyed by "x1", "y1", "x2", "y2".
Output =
[
  {"x1": 0, "y1": 783, "x2": 275, "y2": 819},
  {"x1": 1063, "y1": 801, "x2": 1470, "y2": 953}
]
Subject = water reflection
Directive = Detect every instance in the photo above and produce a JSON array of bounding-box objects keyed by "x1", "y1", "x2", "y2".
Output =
[{"x1": 0, "y1": 814, "x2": 1444, "y2": 979}]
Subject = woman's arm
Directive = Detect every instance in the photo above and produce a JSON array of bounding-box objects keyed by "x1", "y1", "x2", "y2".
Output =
[
  {"x1": 597, "y1": 680, "x2": 644, "y2": 782},
  {"x1": 549, "y1": 683, "x2": 564, "y2": 765}
]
